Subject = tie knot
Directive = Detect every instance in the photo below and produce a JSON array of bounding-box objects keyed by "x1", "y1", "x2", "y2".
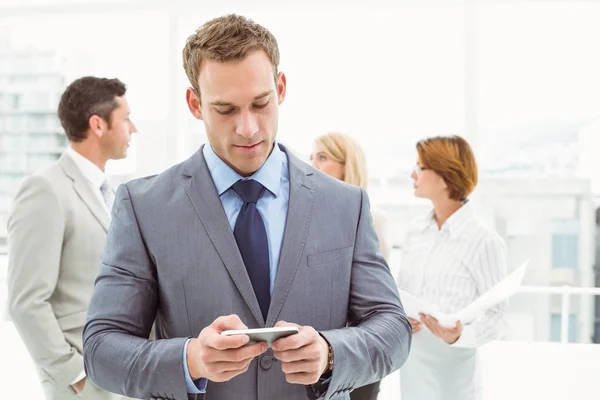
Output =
[
  {"x1": 100, "y1": 180, "x2": 115, "y2": 213},
  {"x1": 232, "y1": 179, "x2": 265, "y2": 204}
]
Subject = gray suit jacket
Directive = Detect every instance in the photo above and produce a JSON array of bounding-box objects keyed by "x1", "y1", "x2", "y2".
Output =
[
  {"x1": 83, "y1": 144, "x2": 411, "y2": 400},
  {"x1": 7, "y1": 153, "x2": 114, "y2": 400}
]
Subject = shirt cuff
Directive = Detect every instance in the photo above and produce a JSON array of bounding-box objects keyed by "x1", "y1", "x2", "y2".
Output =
[
  {"x1": 183, "y1": 338, "x2": 208, "y2": 393},
  {"x1": 318, "y1": 376, "x2": 332, "y2": 385},
  {"x1": 451, "y1": 324, "x2": 477, "y2": 348},
  {"x1": 309, "y1": 372, "x2": 332, "y2": 399},
  {"x1": 70, "y1": 370, "x2": 86, "y2": 385}
]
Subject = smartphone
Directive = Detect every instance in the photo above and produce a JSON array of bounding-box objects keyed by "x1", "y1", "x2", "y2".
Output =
[{"x1": 221, "y1": 326, "x2": 299, "y2": 346}]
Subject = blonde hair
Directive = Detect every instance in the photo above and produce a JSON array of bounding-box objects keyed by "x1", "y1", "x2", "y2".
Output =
[
  {"x1": 314, "y1": 132, "x2": 368, "y2": 189},
  {"x1": 182, "y1": 14, "x2": 280, "y2": 100}
]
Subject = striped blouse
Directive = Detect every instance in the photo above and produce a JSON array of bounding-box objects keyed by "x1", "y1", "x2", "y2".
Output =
[{"x1": 397, "y1": 200, "x2": 507, "y2": 348}]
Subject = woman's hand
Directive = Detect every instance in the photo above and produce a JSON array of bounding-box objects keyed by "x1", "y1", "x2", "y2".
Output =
[
  {"x1": 408, "y1": 317, "x2": 422, "y2": 334},
  {"x1": 419, "y1": 313, "x2": 462, "y2": 344}
]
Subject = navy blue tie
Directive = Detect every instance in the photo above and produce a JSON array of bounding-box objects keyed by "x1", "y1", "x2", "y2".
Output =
[{"x1": 232, "y1": 179, "x2": 271, "y2": 320}]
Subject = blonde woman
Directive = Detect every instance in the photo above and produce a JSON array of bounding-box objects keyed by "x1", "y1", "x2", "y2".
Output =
[
  {"x1": 311, "y1": 132, "x2": 391, "y2": 400},
  {"x1": 398, "y1": 135, "x2": 507, "y2": 400}
]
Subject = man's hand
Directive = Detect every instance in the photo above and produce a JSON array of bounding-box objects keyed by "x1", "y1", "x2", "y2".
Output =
[
  {"x1": 186, "y1": 314, "x2": 268, "y2": 382},
  {"x1": 70, "y1": 377, "x2": 86, "y2": 394},
  {"x1": 419, "y1": 313, "x2": 462, "y2": 344},
  {"x1": 271, "y1": 321, "x2": 330, "y2": 385},
  {"x1": 408, "y1": 317, "x2": 422, "y2": 334}
]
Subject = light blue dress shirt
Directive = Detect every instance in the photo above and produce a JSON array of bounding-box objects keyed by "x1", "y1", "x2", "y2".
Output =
[{"x1": 183, "y1": 142, "x2": 290, "y2": 394}]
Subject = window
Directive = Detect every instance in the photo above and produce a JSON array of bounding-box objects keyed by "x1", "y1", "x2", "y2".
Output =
[
  {"x1": 477, "y1": 2, "x2": 600, "y2": 177},
  {"x1": 0, "y1": 9, "x2": 169, "y2": 217},
  {"x1": 551, "y1": 219, "x2": 579, "y2": 269},
  {"x1": 550, "y1": 313, "x2": 578, "y2": 342}
]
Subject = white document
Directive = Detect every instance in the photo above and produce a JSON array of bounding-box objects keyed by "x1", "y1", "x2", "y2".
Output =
[{"x1": 399, "y1": 259, "x2": 529, "y2": 328}]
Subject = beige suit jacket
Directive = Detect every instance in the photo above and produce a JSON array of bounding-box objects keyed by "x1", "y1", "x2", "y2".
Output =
[{"x1": 7, "y1": 152, "x2": 114, "y2": 400}]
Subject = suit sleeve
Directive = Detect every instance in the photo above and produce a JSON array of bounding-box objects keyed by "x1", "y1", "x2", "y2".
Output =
[
  {"x1": 83, "y1": 184, "x2": 191, "y2": 400},
  {"x1": 7, "y1": 175, "x2": 83, "y2": 390},
  {"x1": 317, "y1": 188, "x2": 412, "y2": 399}
]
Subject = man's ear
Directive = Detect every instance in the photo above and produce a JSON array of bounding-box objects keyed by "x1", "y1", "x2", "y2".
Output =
[
  {"x1": 88, "y1": 114, "x2": 107, "y2": 138},
  {"x1": 186, "y1": 87, "x2": 203, "y2": 120},
  {"x1": 276, "y1": 72, "x2": 287, "y2": 105}
]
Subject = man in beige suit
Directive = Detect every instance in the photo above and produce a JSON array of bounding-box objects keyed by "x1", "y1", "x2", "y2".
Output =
[{"x1": 7, "y1": 76, "x2": 137, "y2": 400}]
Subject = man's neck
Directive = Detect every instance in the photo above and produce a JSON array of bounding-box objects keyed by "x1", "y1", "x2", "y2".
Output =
[{"x1": 70, "y1": 142, "x2": 107, "y2": 172}]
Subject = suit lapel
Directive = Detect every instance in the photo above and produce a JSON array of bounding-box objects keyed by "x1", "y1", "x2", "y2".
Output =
[
  {"x1": 59, "y1": 153, "x2": 110, "y2": 232},
  {"x1": 267, "y1": 147, "x2": 316, "y2": 326},
  {"x1": 182, "y1": 147, "x2": 265, "y2": 326}
]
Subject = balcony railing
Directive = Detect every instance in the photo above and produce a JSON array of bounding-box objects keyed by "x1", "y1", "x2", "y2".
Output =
[{"x1": 519, "y1": 285, "x2": 600, "y2": 343}]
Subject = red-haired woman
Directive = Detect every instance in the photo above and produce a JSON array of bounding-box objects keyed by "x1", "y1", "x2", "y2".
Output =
[{"x1": 397, "y1": 135, "x2": 508, "y2": 400}]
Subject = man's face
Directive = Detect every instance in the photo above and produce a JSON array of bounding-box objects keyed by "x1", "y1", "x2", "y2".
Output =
[
  {"x1": 187, "y1": 50, "x2": 286, "y2": 177},
  {"x1": 100, "y1": 96, "x2": 137, "y2": 160}
]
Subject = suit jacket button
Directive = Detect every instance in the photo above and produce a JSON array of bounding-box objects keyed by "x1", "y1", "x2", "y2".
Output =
[{"x1": 260, "y1": 355, "x2": 273, "y2": 370}]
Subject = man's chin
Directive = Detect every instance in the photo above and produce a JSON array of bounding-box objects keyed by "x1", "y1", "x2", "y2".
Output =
[
  {"x1": 112, "y1": 151, "x2": 128, "y2": 161},
  {"x1": 235, "y1": 158, "x2": 268, "y2": 177}
]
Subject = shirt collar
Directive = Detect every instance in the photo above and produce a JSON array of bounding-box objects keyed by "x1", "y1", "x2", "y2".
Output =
[
  {"x1": 202, "y1": 142, "x2": 285, "y2": 197},
  {"x1": 422, "y1": 199, "x2": 474, "y2": 237},
  {"x1": 66, "y1": 146, "x2": 106, "y2": 189}
]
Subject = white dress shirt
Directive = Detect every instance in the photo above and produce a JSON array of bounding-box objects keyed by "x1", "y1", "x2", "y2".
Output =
[
  {"x1": 66, "y1": 147, "x2": 112, "y2": 216},
  {"x1": 397, "y1": 200, "x2": 507, "y2": 348},
  {"x1": 65, "y1": 147, "x2": 111, "y2": 386}
]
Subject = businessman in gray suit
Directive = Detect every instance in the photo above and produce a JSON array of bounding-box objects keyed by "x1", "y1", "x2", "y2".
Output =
[
  {"x1": 83, "y1": 14, "x2": 411, "y2": 400},
  {"x1": 7, "y1": 76, "x2": 137, "y2": 400}
]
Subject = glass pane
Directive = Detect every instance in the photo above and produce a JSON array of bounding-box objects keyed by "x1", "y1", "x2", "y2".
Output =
[
  {"x1": 551, "y1": 234, "x2": 578, "y2": 269},
  {"x1": 550, "y1": 313, "x2": 578, "y2": 342},
  {"x1": 0, "y1": 10, "x2": 168, "y2": 223},
  {"x1": 0, "y1": 0, "x2": 134, "y2": 6},
  {"x1": 477, "y1": 2, "x2": 600, "y2": 176}
]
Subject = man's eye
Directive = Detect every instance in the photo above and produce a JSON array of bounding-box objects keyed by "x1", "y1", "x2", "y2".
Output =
[
  {"x1": 216, "y1": 108, "x2": 234, "y2": 115},
  {"x1": 253, "y1": 101, "x2": 269, "y2": 109}
]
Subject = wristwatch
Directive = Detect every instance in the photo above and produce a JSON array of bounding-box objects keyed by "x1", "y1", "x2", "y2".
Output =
[{"x1": 326, "y1": 343, "x2": 334, "y2": 372}]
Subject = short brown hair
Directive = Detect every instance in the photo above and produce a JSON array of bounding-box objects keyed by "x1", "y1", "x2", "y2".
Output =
[
  {"x1": 416, "y1": 135, "x2": 478, "y2": 201},
  {"x1": 182, "y1": 14, "x2": 280, "y2": 100},
  {"x1": 58, "y1": 76, "x2": 126, "y2": 142},
  {"x1": 314, "y1": 132, "x2": 369, "y2": 189}
]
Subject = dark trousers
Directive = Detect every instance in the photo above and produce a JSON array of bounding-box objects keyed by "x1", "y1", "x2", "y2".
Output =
[{"x1": 350, "y1": 381, "x2": 380, "y2": 400}]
